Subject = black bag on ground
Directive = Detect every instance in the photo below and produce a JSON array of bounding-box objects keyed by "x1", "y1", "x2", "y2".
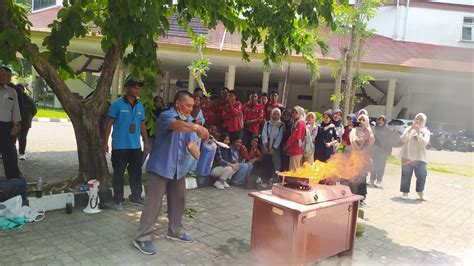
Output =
[{"x1": 0, "y1": 178, "x2": 28, "y2": 203}]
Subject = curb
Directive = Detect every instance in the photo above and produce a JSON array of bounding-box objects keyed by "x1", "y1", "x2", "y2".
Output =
[{"x1": 33, "y1": 117, "x2": 71, "y2": 123}]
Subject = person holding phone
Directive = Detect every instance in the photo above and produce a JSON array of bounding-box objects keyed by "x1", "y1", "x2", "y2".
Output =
[{"x1": 399, "y1": 113, "x2": 430, "y2": 201}]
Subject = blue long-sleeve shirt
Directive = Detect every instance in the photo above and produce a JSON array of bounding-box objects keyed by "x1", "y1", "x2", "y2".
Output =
[{"x1": 261, "y1": 121, "x2": 284, "y2": 150}]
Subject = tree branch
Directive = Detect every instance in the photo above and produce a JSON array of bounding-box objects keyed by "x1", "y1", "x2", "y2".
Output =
[
  {"x1": 86, "y1": 44, "x2": 122, "y2": 110},
  {"x1": 23, "y1": 42, "x2": 81, "y2": 115}
]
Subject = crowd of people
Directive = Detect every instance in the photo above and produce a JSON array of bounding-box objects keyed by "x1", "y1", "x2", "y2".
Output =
[{"x1": 115, "y1": 84, "x2": 431, "y2": 255}]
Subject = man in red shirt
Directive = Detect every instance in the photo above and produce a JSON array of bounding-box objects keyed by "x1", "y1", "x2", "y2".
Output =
[
  {"x1": 202, "y1": 95, "x2": 218, "y2": 128},
  {"x1": 216, "y1": 87, "x2": 230, "y2": 130},
  {"x1": 222, "y1": 90, "x2": 243, "y2": 140},
  {"x1": 264, "y1": 90, "x2": 284, "y2": 121},
  {"x1": 243, "y1": 91, "x2": 264, "y2": 148}
]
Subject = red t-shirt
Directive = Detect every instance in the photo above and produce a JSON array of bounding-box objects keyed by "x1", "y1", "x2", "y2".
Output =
[
  {"x1": 285, "y1": 120, "x2": 306, "y2": 156},
  {"x1": 264, "y1": 102, "x2": 284, "y2": 121},
  {"x1": 203, "y1": 105, "x2": 217, "y2": 128},
  {"x1": 222, "y1": 101, "x2": 243, "y2": 132},
  {"x1": 249, "y1": 147, "x2": 262, "y2": 160},
  {"x1": 243, "y1": 101, "x2": 264, "y2": 134}
]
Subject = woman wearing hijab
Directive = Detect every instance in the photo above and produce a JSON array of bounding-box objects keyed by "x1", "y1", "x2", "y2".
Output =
[
  {"x1": 342, "y1": 114, "x2": 357, "y2": 152},
  {"x1": 303, "y1": 112, "x2": 318, "y2": 164},
  {"x1": 284, "y1": 106, "x2": 306, "y2": 170},
  {"x1": 400, "y1": 113, "x2": 430, "y2": 201},
  {"x1": 280, "y1": 108, "x2": 293, "y2": 171},
  {"x1": 349, "y1": 114, "x2": 375, "y2": 203},
  {"x1": 370, "y1": 115, "x2": 394, "y2": 188},
  {"x1": 262, "y1": 108, "x2": 284, "y2": 183},
  {"x1": 331, "y1": 109, "x2": 344, "y2": 138},
  {"x1": 314, "y1": 110, "x2": 339, "y2": 162}
]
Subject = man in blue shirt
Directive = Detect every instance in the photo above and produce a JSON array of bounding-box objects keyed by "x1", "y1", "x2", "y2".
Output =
[
  {"x1": 103, "y1": 79, "x2": 149, "y2": 210},
  {"x1": 133, "y1": 90, "x2": 209, "y2": 255}
]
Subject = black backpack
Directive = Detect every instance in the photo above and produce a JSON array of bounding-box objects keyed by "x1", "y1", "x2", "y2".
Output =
[{"x1": 0, "y1": 178, "x2": 28, "y2": 204}]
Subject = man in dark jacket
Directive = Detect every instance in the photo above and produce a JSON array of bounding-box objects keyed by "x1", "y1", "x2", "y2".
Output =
[{"x1": 18, "y1": 84, "x2": 37, "y2": 160}]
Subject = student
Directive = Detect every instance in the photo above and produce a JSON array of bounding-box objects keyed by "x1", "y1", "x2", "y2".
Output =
[
  {"x1": 314, "y1": 110, "x2": 338, "y2": 162},
  {"x1": 399, "y1": 113, "x2": 430, "y2": 201},
  {"x1": 284, "y1": 106, "x2": 306, "y2": 171},
  {"x1": 303, "y1": 112, "x2": 318, "y2": 165},
  {"x1": 261, "y1": 108, "x2": 284, "y2": 183},
  {"x1": 370, "y1": 115, "x2": 394, "y2": 188}
]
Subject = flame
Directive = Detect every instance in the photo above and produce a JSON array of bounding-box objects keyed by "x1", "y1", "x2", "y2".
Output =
[{"x1": 280, "y1": 151, "x2": 371, "y2": 183}]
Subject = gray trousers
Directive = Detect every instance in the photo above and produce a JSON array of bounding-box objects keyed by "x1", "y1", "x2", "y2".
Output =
[{"x1": 135, "y1": 172, "x2": 186, "y2": 241}]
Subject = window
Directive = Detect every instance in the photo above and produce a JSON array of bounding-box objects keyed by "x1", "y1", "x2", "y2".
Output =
[
  {"x1": 33, "y1": 0, "x2": 57, "y2": 11},
  {"x1": 388, "y1": 120, "x2": 403, "y2": 126},
  {"x1": 462, "y1": 17, "x2": 474, "y2": 41}
]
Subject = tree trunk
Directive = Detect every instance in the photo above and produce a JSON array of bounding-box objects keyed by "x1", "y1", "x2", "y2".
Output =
[
  {"x1": 342, "y1": 27, "x2": 361, "y2": 120},
  {"x1": 350, "y1": 38, "x2": 365, "y2": 113},
  {"x1": 23, "y1": 42, "x2": 122, "y2": 183},
  {"x1": 71, "y1": 109, "x2": 109, "y2": 183},
  {"x1": 282, "y1": 61, "x2": 291, "y2": 107},
  {"x1": 333, "y1": 48, "x2": 347, "y2": 110}
]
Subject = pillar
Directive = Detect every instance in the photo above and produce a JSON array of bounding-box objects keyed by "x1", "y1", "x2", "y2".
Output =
[
  {"x1": 224, "y1": 72, "x2": 228, "y2": 88},
  {"x1": 155, "y1": 73, "x2": 162, "y2": 97},
  {"x1": 164, "y1": 71, "x2": 171, "y2": 103},
  {"x1": 311, "y1": 80, "x2": 319, "y2": 111},
  {"x1": 385, "y1": 78, "x2": 396, "y2": 119},
  {"x1": 277, "y1": 81, "x2": 284, "y2": 98},
  {"x1": 226, "y1": 65, "x2": 236, "y2": 90},
  {"x1": 85, "y1": 71, "x2": 92, "y2": 86},
  {"x1": 188, "y1": 70, "x2": 196, "y2": 93},
  {"x1": 262, "y1": 72, "x2": 270, "y2": 93}
]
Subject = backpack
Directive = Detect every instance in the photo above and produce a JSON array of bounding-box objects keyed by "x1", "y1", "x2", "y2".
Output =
[{"x1": 302, "y1": 125, "x2": 315, "y2": 156}]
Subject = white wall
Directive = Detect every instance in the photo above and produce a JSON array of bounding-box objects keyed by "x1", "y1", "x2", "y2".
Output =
[{"x1": 369, "y1": 6, "x2": 474, "y2": 48}]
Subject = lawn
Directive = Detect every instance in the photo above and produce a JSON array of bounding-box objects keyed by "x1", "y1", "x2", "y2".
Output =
[
  {"x1": 35, "y1": 107, "x2": 69, "y2": 119},
  {"x1": 387, "y1": 155, "x2": 473, "y2": 177}
]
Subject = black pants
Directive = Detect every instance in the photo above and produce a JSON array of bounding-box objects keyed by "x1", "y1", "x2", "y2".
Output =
[
  {"x1": 349, "y1": 174, "x2": 368, "y2": 199},
  {"x1": 111, "y1": 149, "x2": 143, "y2": 203},
  {"x1": 18, "y1": 125, "x2": 30, "y2": 155},
  {"x1": 0, "y1": 122, "x2": 21, "y2": 179}
]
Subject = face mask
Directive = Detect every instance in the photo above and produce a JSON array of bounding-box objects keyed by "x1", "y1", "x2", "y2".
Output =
[{"x1": 177, "y1": 111, "x2": 188, "y2": 121}]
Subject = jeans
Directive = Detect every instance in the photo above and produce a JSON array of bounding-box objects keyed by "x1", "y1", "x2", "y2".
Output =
[
  {"x1": 370, "y1": 155, "x2": 389, "y2": 183},
  {"x1": 271, "y1": 151, "x2": 281, "y2": 182},
  {"x1": 111, "y1": 149, "x2": 143, "y2": 203},
  {"x1": 400, "y1": 158, "x2": 427, "y2": 193},
  {"x1": 232, "y1": 163, "x2": 253, "y2": 186}
]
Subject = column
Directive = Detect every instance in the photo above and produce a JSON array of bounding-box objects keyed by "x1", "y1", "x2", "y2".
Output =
[
  {"x1": 311, "y1": 80, "x2": 319, "y2": 111},
  {"x1": 155, "y1": 73, "x2": 162, "y2": 97},
  {"x1": 164, "y1": 71, "x2": 171, "y2": 103},
  {"x1": 188, "y1": 70, "x2": 196, "y2": 93},
  {"x1": 85, "y1": 71, "x2": 92, "y2": 86},
  {"x1": 262, "y1": 72, "x2": 270, "y2": 93},
  {"x1": 226, "y1": 65, "x2": 236, "y2": 90},
  {"x1": 277, "y1": 82, "x2": 284, "y2": 98},
  {"x1": 224, "y1": 72, "x2": 229, "y2": 88},
  {"x1": 385, "y1": 78, "x2": 396, "y2": 119}
]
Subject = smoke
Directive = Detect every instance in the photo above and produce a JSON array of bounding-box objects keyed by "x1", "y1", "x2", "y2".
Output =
[{"x1": 281, "y1": 151, "x2": 372, "y2": 183}]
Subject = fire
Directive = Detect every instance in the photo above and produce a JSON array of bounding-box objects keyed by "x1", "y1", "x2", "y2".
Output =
[{"x1": 280, "y1": 151, "x2": 371, "y2": 184}]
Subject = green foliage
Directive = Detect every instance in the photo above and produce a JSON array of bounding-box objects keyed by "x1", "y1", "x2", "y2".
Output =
[
  {"x1": 353, "y1": 73, "x2": 374, "y2": 88},
  {"x1": 0, "y1": 1, "x2": 31, "y2": 67}
]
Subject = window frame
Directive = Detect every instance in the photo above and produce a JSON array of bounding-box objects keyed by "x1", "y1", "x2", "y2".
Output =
[
  {"x1": 32, "y1": 0, "x2": 59, "y2": 13},
  {"x1": 461, "y1": 16, "x2": 474, "y2": 42}
]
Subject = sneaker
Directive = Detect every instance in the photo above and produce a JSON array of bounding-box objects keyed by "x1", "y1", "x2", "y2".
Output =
[
  {"x1": 133, "y1": 240, "x2": 156, "y2": 255},
  {"x1": 214, "y1": 181, "x2": 225, "y2": 190},
  {"x1": 223, "y1": 180, "x2": 230, "y2": 188},
  {"x1": 19, "y1": 154, "x2": 26, "y2": 160},
  {"x1": 417, "y1": 192, "x2": 426, "y2": 201},
  {"x1": 112, "y1": 201, "x2": 123, "y2": 211},
  {"x1": 166, "y1": 233, "x2": 193, "y2": 243},
  {"x1": 256, "y1": 177, "x2": 263, "y2": 184},
  {"x1": 401, "y1": 193, "x2": 409, "y2": 200},
  {"x1": 129, "y1": 197, "x2": 145, "y2": 207},
  {"x1": 359, "y1": 201, "x2": 367, "y2": 207},
  {"x1": 374, "y1": 181, "x2": 383, "y2": 189}
]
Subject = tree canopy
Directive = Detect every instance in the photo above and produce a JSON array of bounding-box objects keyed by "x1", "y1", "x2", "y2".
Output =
[{"x1": 0, "y1": 0, "x2": 341, "y2": 181}]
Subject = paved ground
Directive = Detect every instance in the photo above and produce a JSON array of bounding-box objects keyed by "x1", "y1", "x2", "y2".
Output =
[{"x1": 1, "y1": 121, "x2": 473, "y2": 265}]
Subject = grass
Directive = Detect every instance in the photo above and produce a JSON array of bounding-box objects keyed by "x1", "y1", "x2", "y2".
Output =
[
  {"x1": 35, "y1": 107, "x2": 69, "y2": 119},
  {"x1": 387, "y1": 155, "x2": 473, "y2": 177}
]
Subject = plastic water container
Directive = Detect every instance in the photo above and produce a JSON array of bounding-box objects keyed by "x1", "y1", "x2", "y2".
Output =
[{"x1": 196, "y1": 140, "x2": 217, "y2": 177}]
